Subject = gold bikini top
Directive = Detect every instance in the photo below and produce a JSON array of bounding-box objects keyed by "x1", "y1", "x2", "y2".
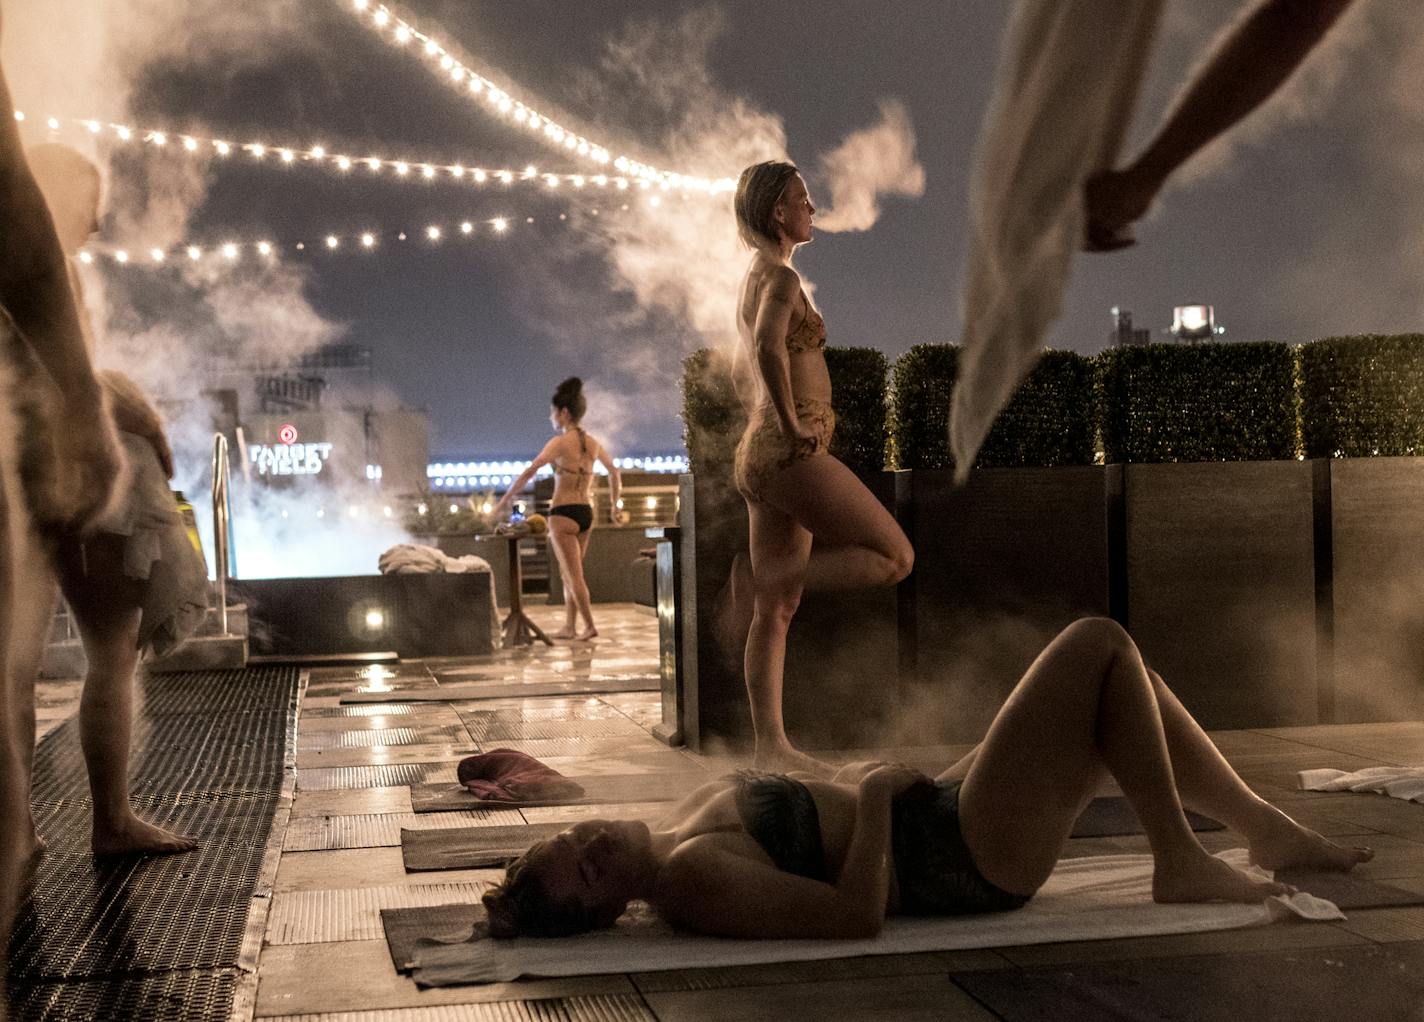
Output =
[{"x1": 786, "y1": 291, "x2": 826, "y2": 355}]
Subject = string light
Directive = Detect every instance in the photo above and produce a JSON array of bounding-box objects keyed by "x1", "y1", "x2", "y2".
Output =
[
  {"x1": 343, "y1": 2, "x2": 735, "y2": 195},
  {"x1": 11, "y1": 110, "x2": 682, "y2": 197},
  {"x1": 75, "y1": 207, "x2": 623, "y2": 269}
]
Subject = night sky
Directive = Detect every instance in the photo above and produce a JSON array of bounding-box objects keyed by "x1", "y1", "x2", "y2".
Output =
[{"x1": 15, "y1": 0, "x2": 1424, "y2": 460}]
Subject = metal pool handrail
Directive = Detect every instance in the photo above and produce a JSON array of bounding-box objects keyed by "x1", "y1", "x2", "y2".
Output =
[{"x1": 211, "y1": 432, "x2": 231, "y2": 636}]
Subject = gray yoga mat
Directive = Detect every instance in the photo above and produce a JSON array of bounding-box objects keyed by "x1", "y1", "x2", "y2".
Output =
[
  {"x1": 381, "y1": 904, "x2": 481, "y2": 973},
  {"x1": 1071, "y1": 796, "x2": 1224, "y2": 838},
  {"x1": 1274, "y1": 870, "x2": 1424, "y2": 909},
  {"x1": 402, "y1": 823, "x2": 568, "y2": 872},
  {"x1": 342, "y1": 676, "x2": 661, "y2": 704},
  {"x1": 410, "y1": 772, "x2": 708, "y2": 813}
]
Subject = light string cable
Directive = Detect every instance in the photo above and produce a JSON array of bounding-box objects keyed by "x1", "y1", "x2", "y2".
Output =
[
  {"x1": 341, "y1": 0, "x2": 736, "y2": 196},
  {"x1": 74, "y1": 203, "x2": 650, "y2": 268},
  {"x1": 11, "y1": 109, "x2": 684, "y2": 197}
]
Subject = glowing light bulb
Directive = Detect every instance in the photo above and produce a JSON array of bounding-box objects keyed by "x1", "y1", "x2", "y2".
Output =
[
  {"x1": 544, "y1": 175, "x2": 559, "y2": 188},
  {"x1": 250, "y1": 143, "x2": 266, "y2": 158},
  {"x1": 594, "y1": 175, "x2": 607, "y2": 186},
  {"x1": 468, "y1": 78, "x2": 483, "y2": 95},
  {"x1": 481, "y1": 502, "x2": 492, "y2": 513},
  {"x1": 114, "y1": 250, "x2": 129, "y2": 264},
  {"x1": 424, "y1": 39, "x2": 438, "y2": 55},
  {"x1": 373, "y1": 9, "x2": 389, "y2": 26},
  {"x1": 498, "y1": 97, "x2": 512, "y2": 113},
  {"x1": 577, "y1": 141, "x2": 589, "y2": 156},
  {"x1": 353, "y1": 0, "x2": 367, "y2": 9},
  {"x1": 86, "y1": 121, "x2": 101, "y2": 133},
  {"x1": 439, "y1": 55, "x2": 454, "y2": 71},
  {"x1": 460, "y1": 221, "x2": 473, "y2": 234},
  {"x1": 450, "y1": 165, "x2": 465, "y2": 178},
  {"x1": 421, "y1": 164, "x2": 435, "y2": 178},
  {"x1": 150, "y1": 130, "x2": 167, "y2": 145},
  {"x1": 326, "y1": 235, "x2": 339, "y2": 249},
  {"x1": 150, "y1": 248, "x2": 165, "y2": 263},
  {"x1": 498, "y1": 170, "x2": 513, "y2": 184},
  {"x1": 426, "y1": 225, "x2": 441, "y2": 241},
  {"x1": 615, "y1": 178, "x2": 629, "y2": 190},
  {"x1": 572, "y1": 175, "x2": 585, "y2": 188},
  {"x1": 214, "y1": 140, "x2": 231, "y2": 156},
  {"x1": 451, "y1": 66, "x2": 465, "y2": 83},
  {"x1": 336, "y1": 155, "x2": 352, "y2": 170},
  {"x1": 449, "y1": 504, "x2": 458, "y2": 513},
  {"x1": 367, "y1": 157, "x2": 381, "y2": 171},
  {"x1": 383, "y1": 506, "x2": 393, "y2": 517},
  {"x1": 513, "y1": 108, "x2": 527, "y2": 125},
  {"x1": 394, "y1": 24, "x2": 411, "y2": 43},
  {"x1": 564, "y1": 135, "x2": 577, "y2": 150},
  {"x1": 317, "y1": 508, "x2": 326, "y2": 518},
  {"x1": 645, "y1": 496, "x2": 658, "y2": 510},
  {"x1": 182, "y1": 136, "x2": 198, "y2": 151},
  {"x1": 473, "y1": 168, "x2": 487, "y2": 183},
  {"x1": 187, "y1": 246, "x2": 201, "y2": 261},
  {"x1": 522, "y1": 165, "x2": 537, "y2": 179},
  {"x1": 649, "y1": 195, "x2": 662, "y2": 207},
  {"x1": 47, "y1": 116, "x2": 60, "y2": 131},
  {"x1": 394, "y1": 161, "x2": 409, "y2": 175},
  {"x1": 310, "y1": 145, "x2": 325, "y2": 159},
  {"x1": 360, "y1": 232, "x2": 375, "y2": 248},
  {"x1": 78, "y1": 251, "x2": 94, "y2": 264},
  {"x1": 527, "y1": 114, "x2": 541, "y2": 131},
  {"x1": 12, "y1": 111, "x2": 23, "y2": 122},
  {"x1": 280, "y1": 148, "x2": 295, "y2": 163},
  {"x1": 222, "y1": 243, "x2": 239, "y2": 260},
  {"x1": 115, "y1": 126, "x2": 132, "y2": 141},
  {"x1": 257, "y1": 241, "x2": 273, "y2": 256},
  {"x1": 492, "y1": 218, "x2": 508, "y2": 233}
]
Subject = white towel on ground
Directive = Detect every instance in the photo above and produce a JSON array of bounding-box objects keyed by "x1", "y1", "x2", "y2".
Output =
[
  {"x1": 949, "y1": 0, "x2": 1162, "y2": 481},
  {"x1": 1300, "y1": 765, "x2": 1424, "y2": 803},
  {"x1": 408, "y1": 848, "x2": 1339, "y2": 987}
]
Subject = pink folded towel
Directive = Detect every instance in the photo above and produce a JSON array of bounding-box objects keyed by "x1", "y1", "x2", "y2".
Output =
[{"x1": 456, "y1": 748, "x2": 586, "y2": 804}]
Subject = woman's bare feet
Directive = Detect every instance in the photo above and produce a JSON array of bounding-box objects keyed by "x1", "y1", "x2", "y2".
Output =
[
  {"x1": 552, "y1": 628, "x2": 577, "y2": 640},
  {"x1": 1247, "y1": 808, "x2": 1374, "y2": 873},
  {"x1": 92, "y1": 814, "x2": 199, "y2": 857},
  {"x1": 573, "y1": 627, "x2": 599, "y2": 642},
  {"x1": 1152, "y1": 846, "x2": 1292, "y2": 905},
  {"x1": 753, "y1": 741, "x2": 836, "y2": 779}
]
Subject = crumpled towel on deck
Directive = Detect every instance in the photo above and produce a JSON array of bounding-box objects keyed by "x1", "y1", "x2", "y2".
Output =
[
  {"x1": 1299, "y1": 766, "x2": 1424, "y2": 804},
  {"x1": 456, "y1": 748, "x2": 586, "y2": 804}
]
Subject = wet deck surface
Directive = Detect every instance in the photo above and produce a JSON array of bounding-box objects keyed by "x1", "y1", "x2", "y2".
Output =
[{"x1": 21, "y1": 603, "x2": 1424, "y2": 1020}]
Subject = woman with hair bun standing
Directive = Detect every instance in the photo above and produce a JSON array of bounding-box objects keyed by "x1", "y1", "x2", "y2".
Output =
[{"x1": 493, "y1": 377, "x2": 623, "y2": 640}]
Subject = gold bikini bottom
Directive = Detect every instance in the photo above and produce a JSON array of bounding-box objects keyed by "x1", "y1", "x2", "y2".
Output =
[{"x1": 733, "y1": 399, "x2": 836, "y2": 504}]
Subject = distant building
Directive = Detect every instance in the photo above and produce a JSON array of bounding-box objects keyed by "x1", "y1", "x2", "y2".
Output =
[
  {"x1": 1171, "y1": 304, "x2": 1223, "y2": 343},
  {"x1": 1110, "y1": 307, "x2": 1152, "y2": 347}
]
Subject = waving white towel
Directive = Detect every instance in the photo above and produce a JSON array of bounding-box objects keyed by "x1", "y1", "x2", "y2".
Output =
[{"x1": 950, "y1": 0, "x2": 1162, "y2": 481}]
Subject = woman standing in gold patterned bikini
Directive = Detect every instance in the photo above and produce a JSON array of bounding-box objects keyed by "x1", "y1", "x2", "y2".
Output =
[{"x1": 728, "y1": 161, "x2": 914, "y2": 774}]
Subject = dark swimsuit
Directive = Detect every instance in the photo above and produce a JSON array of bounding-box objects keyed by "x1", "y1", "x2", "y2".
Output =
[
  {"x1": 550, "y1": 428, "x2": 594, "y2": 534},
  {"x1": 732, "y1": 771, "x2": 1029, "y2": 915}
]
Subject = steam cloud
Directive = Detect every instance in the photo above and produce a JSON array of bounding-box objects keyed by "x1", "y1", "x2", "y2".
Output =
[{"x1": 814, "y1": 99, "x2": 926, "y2": 234}]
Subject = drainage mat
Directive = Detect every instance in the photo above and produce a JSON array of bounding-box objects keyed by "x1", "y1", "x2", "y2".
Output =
[{"x1": 7, "y1": 666, "x2": 298, "y2": 1020}]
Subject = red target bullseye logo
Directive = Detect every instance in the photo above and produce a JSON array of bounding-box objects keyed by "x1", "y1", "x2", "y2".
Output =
[{"x1": 278, "y1": 424, "x2": 299, "y2": 445}]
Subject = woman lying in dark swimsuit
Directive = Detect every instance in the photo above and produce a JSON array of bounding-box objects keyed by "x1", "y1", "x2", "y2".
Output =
[
  {"x1": 483, "y1": 618, "x2": 1371, "y2": 939},
  {"x1": 492, "y1": 377, "x2": 622, "y2": 641}
]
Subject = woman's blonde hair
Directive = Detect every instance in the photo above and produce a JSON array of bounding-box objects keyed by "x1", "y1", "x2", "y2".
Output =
[{"x1": 734, "y1": 160, "x2": 799, "y2": 249}]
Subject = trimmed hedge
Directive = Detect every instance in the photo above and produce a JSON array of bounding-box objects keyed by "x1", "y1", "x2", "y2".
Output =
[
  {"x1": 1298, "y1": 334, "x2": 1424, "y2": 458},
  {"x1": 824, "y1": 346, "x2": 889, "y2": 476},
  {"x1": 682, "y1": 346, "x2": 890, "y2": 479},
  {"x1": 889, "y1": 344, "x2": 1096, "y2": 471},
  {"x1": 1099, "y1": 342, "x2": 1297, "y2": 463},
  {"x1": 681, "y1": 348, "x2": 746, "y2": 479}
]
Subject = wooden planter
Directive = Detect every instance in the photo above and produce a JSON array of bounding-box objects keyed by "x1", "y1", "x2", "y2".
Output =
[
  {"x1": 1325, "y1": 456, "x2": 1424, "y2": 723},
  {"x1": 1122, "y1": 461, "x2": 1317, "y2": 729},
  {"x1": 905, "y1": 466, "x2": 1110, "y2": 743}
]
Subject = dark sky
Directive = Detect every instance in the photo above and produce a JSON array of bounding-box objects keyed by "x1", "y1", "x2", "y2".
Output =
[{"x1": 121, "y1": 0, "x2": 1422, "y2": 459}]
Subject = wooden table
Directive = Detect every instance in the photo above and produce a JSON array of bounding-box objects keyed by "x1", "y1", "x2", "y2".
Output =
[{"x1": 493, "y1": 533, "x2": 551, "y2": 647}]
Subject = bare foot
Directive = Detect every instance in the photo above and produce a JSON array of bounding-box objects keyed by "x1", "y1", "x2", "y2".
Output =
[
  {"x1": 551, "y1": 628, "x2": 577, "y2": 639},
  {"x1": 753, "y1": 743, "x2": 836, "y2": 779},
  {"x1": 1248, "y1": 810, "x2": 1374, "y2": 873},
  {"x1": 1153, "y1": 848, "x2": 1292, "y2": 905},
  {"x1": 573, "y1": 627, "x2": 599, "y2": 642},
  {"x1": 92, "y1": 815, "x2": 199, "y2": 857}
]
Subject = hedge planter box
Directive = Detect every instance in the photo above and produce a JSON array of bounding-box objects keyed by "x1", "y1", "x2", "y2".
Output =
[
  {"x1": 906, "y1": 466, "x2": 1109, "y2": 744},
  {"x1": 1326, "y1": 457, "x2": 1424, "y2": 724},
  {"x1": 1123, "y1": 461, "x2": 1316, "y2": 730},
  {"x1": 675, "y1": 472, "x2": 902, "y2": 752}
]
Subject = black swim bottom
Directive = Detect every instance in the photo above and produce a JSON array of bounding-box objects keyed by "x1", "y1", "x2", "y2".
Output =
[
  {"x1": 549, "y1": 503, "x2": 594, "y2": 534},
  {"x1": 891, "y1": 778, "x2": 1032, "y2": 915}
]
